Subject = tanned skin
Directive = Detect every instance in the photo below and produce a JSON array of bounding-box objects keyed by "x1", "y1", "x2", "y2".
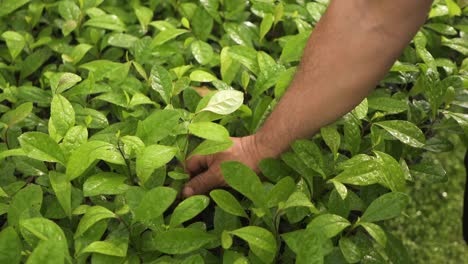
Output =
[{"x1": 182, "y1": 0, "x2": 434, "y2": 197}]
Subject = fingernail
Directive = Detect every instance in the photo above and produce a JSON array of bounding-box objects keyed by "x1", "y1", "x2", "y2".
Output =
[{"x1": 182, "y1": 187, "x2": 194, "y2": 198}]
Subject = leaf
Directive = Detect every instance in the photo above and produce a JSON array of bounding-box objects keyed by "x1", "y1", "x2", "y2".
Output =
[
  {"x1": 266, "y1": 177, "x2": 296, "y2": 208},
  {"x1": 339, "y1": 237, "x2": 361, "y2": 263},
  {"x1": 154, "y1": 228, "x2": 216, "y2": 254},
  {"x1": 445, "y1": 0, "x2": 461, "y2": 16},
  {"x1": 136, "y1": 109, "x2": 180, "y2": 145},
  {"x1": 150, "y1": 65, "x2": 173, "y2": 105},
  {"x1": 49, "y1": 95, "x2": 75, "y2": 140},
  {"x1": 191, "y1": 40, "x2": 214, "y2": 65},
  {"x1": 409, "y1": 162, "x2": 447, "y2": 183},
  {"x1": 49, "y1": 172, "x2": 72, "y2": 217},
  {"x1": 320, "y1": 126, "x2": 340, "y2": 159},
  {"x1": 291, "y1": 140, "x2": 325, "y2": 177},
  {"x1": 191, "y1": 7, "x2": 212, "y2": 41},
  {"x1": 330, "y1": 180, "x2": 348, "y2": 200},
  {"x1": 307, "y1": 214, "x2": 351, "y2": 238},
  {"x1": 230, "y1": 227, "x2": 277, "y2": 264},
  {"x1": 169, "y1": 195, "x2": 210, "y2": 227},
  {"x1": 80, "y1": 60, "x2": 130, "y2": 82},
  {"x1": 152, "y1": 28, "x2": 188, "y2": 46},
  {"x1": 210, "y1": 190, "x2": 247, "y2": 218},
  {"x1": 18, "y1": 132, "x2": 66, "y2": 164},
  {"x1": 190, "y1": 70, "x2": 217, "y2": 82},
  {"x1": 279, "y1": 31, "x2": 310, "y2": 63},
  {"x1": 1, "y1": 31, "x2": 25, "y2": 60},
  {"x1": 375, "y1": 120, "x2": 425, "y2": 148},
  {"x1": 136, "y1": 145, "x2": 177, "y2": 184},
  {"x1": 333, "y1": 160, "x2": 384, "y2": 186},
  {"x1": 84, "y1": 14, "x2": 126, "y2": 31},
  {"x1": 220, "y1": 47, "x2": 241, "y2": 85},
  {"x1": 199, "y1": 90, "x2": 244, "y2": 115},
  {"x1": 83, "y1": 172, "x2": 130, "y2": 197},
  {"x1": 0, "y1": 0, "x2": 30, "y2": 17},
  {"x1": 189, "y1": 139, "x2": 233, "y2": 157},
  {"x1": 107, "y1": 33, "x2": 139, "y2": 48},
  {"x1": 283, "y1": 191, "x2": 318, "y2": 213},
  {"x1": 188, "y1": 122, "x2": 230, "y2": 142},
  {"x1": 221, "y1": 161, "x2": 267, "y2": 208},
  {"x1": 20, "y1": 48, "x2": 52, "y2": 79},
  {"x1": 81, "y1": 228, "x2": 128, "y2": 257},
  {"x1": 367, "y1": 97, "x2": 407, "y2": 114},
  {"x1": 134, "y1": 187, "x2": 177, "y2": 225},
  {"x1": 360, "y1": 222, "x2": 387, "y2": 246},
  {"x1": 227, "y1": 46, "x2": 259, "y2": 74},
  {"x1": 260, "y1": 13, "x2": 274, "y2": 40},
  {"x1": 20, "y1": 217, "x2": 67, "y2": 245},
  {"x1": 7, "y1": 185, "x2": 43, "y2": 228},
  {"x1": 75, "y1": 206, "x2": 116, "y2": 237},
  {"x1": 25, "y1": 240, "x2": 64, "y2": 264},
  {"x1": 0, "y1": 227, "x2": 22, "y2": 264},
  {"x1": 1, "y1": 102, "x2": 33, "y2": 127},
  {"x1": 67, "y1": 141, "x2": 125, "y2": 180},
  {"x1": 374, "y1": 151, "x2": 406, "y2": 192},
  {"x1": 361, "y1": 192, "x2": 409, "y2": 222},
  {"x1": 49, "y1": 72, "x2": 82, "y2": 94}
]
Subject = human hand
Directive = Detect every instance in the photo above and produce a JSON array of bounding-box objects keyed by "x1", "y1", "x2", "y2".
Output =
[{"x1": 182, "y1": 135, "x2": 270, "y2": 198}]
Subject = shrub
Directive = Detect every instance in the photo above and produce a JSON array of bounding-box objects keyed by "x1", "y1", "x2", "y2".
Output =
[{"x1": 0, "y1": 0, "x2": 467, "y2": 263}]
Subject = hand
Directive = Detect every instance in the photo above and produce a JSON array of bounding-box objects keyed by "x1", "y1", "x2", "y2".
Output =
[{"x1": 182, "y1": 135, "x2": 269, "y2": 198}]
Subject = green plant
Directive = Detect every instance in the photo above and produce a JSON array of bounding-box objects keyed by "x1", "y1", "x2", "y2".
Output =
[{"x1": 0, "y1": 0, "x2": 467, "y2": 263}]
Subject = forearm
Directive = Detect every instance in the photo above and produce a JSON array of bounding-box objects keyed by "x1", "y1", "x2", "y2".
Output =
[{"x1": 254, "y1": 0, "x2": 432, "y2": 157}]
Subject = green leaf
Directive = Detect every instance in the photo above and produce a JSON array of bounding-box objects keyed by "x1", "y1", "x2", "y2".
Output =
[
  {"x1": 374, "y1": 151, "x2": 406, "y2": 192},
  {"x1": 150, "y1": 65, "x2": 173, "y2": 105},
  {"x1": 282, "y1": 228, "x2": 327, "y2": 264},
  {"x1": 220, "y1": 47, "x2": 241, "y2": 85},
  {"x1": 360, "y1": 222, "x2": 387, "y2": 246},
  {"x1": 333, "y1": 160, "x2": 384, "y2": 186},
  {"x1": 279, "y1": 31, "x2": 310, "y2": 63},
  {"x1": 189, "y1": 139, "x2": 233, "y2": 157},
  {"x1": 136, "y1": 145, "x2": 177, "y2": 184},
  {"x1": 227, "y1": 46, "x2": 259, "y2": 74},
  {"x1": 0, "y1": 0, "x2": 30, "y2": 17},
  {"x1": 191, "y1": 7, "x2": 212, "y2": 41},
  {"x1": 25, "y1": 240, "x2": 64, "y2": 264},
  {"x1": 230, "y1": 227, "x2": 277, "y2": 264},
  {"x1": 199, "y1": 90, "x2": 244, "y2": 115},
  {"x1": 375, "y1": 120, "x2": 426, "y2": 148},
  {"x1": 49, "y1": 95, "x2": 75, "y2": 140},
  {"x1": 134, "y1": 187, "x2": 177, "y2": 225},
  {"x1": 107, "y1": 33, "x2": 138, "y2": 48},
  {"x1": 84, "y1": 14, "x2": 126, "y2": 31},
  {"x1": 330, "y1": 180, "x2": 348, "y2": 200},
  {"x1": 367, "y1": 97, "x2": 407, "y2": 114},
  {"x1": 152, "y1": 28, "x2": 188, "y2": 46},
  {"x1": 291, "y1": 140, "x2": 325, "y2": 177},
  {"x1": 83, "y1": 172, "x2": 130, "y2": 197},
  {"x1": 266, "y1": 177, "x2": 296, "y2": 208},
  {"x1": 188, "y1": 122, "x2": 230, "y2": 142},
  {"x1": 134, "y1": 5, "x2": 153, "y2": 31},
  {"x1": 190, "y1": 70, "x2": 217, "y2": 82},
  {"x1": 445, "y1": 0, "x2": 461, "y2": 16},
  {"x1": 49, "y1": 172, "x2": 72, "y2": 217},
  {"x1": 67, "y1": 141, "x2": 126, "y2": 180},
  {"x1": 1, "y1": 31, "x2": 25, "y2": 60},
  {"x1": 18, "y1": 132, "x2": 66, "y2": 164},
  {"x1": 191, "y1": 40, "x2": 214, "y2": 65},
  {"x1": 1, "y1": 102, "x2": 33, "y2": 127},
  {"x1": 260, "y1": 13, "x2": 274, "y2": 41},
  {"x1": 20, "y1": 48, "x2": 52, "y2": 79},
  {"x1": 80, "y1": 60, "x2": 130, "y2": 82},
  {"x1": 49, "y1": 72, "x2": 82, "y2": 94},
  {"x1": 361, "y1": 192, "x2": 409, "y2": 222},
  {"x1": 409, "y1": 162, "x2": 447, "y2": 183},
  {"x1": 136, "y1": 109, "x2": 180, "y2": 145},
  {"x1": 320, "y1": 126, "x2": 340, "y2": 159},
  {"x1": 0, "y1": 227, "x2": 22, "y2": 264},
  {"x1": 339, "y1": 237, "x2": 361, "y2": 263},
  {"x1": 283, "y1": 191, "x2": 318, "y2": 213},
  {"x1": 307, "y1": 214, "x2": 351, "y2": 238},
  {"x1": 210, "y1": 190, "x2": 247, "y2": 218},
  {"x1": 221, "y1": 161, "x2": 267, "y2": 208},
  {"x1": 75, "y1": 206, "x2": 116, "y2": 237},
  {"x1": 169, "y1": 195, "x2": 210, "y2": 227},
  {"x1": 81, "y1": 228, "x2": 128, "y2": 257},
  {"x1": 154, "y1": 228, "x2": 216, "y2": 254},
  {"x1": 7, "y1": 185, "x2": 43, "y2": 228},
  {"x1": 20, "y1": 217, "x2": 67, "y2": 245}
]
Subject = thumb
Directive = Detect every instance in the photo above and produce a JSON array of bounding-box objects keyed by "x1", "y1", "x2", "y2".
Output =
[{"x1": 182, "y1": 168, "x2": 222, "y2": 198}]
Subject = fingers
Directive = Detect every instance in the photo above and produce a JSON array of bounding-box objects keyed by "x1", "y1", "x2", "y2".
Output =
[
  {"x1": 185, "y1": 154, "x2": 207, "y2": 176},
  {"x1": 182, "y1": 168, "x2": 223, "y2": 198}
]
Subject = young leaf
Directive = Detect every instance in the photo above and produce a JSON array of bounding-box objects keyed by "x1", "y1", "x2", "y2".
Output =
[
  {"x1": 307, "y1": 214, "x2": 351, "y2": 238},
  {"x1": 83, "y1": 172, "x2": 130, "y2": 197},
  {"x1": 360, "y1": 222, "x2": 387, "y2": 246},
  {"x1": 260, "y1": 13, "x2": 274, "y2": 41},
  {"x1": 84, "y1": 14, "x2": 126, "y2": 31},
  {"x1": 361, "y1": 192, "x2": 409, "y2": 222},
  {"x1": 136, "y1": 109, "x2": 180, "y2": 145},
  {"x1": 81, "y1": 228, "x2": 128, "y2": 257},
  {"x1": 150, "y1": 65, "x2": 173, "y2": 105},
  {"x1": 221, "y1": 161, "x2": 267, "y2": 208},
  {"x1": 199, "y1": 90, "x2": 244, "y2": 115},
  {"x1": 18, "y1": 132, "x2": 66, "y2": 164},
  {"x1": 75, "y1": 206, "x2": 116, "y2": 237},
  {"x1": 320, "y1": 126, "x2": 340, "y2": 159},
  {"x1": 188, "y1": 122, "x2": 230, "y2": 142},
  {"x1": 210, "y1": 190, "x2": 248, "y2": 218},
  {"x1": 49, "y1": 72, "x2": 82, "y2": 94},
  {"x1": 152, "y1": 28, "x2": 188, "y2": 46},
  {"x1": 136, "y1": 145, "x2": 177, "y2": 184},
  {"x1": 191, "y1": 40, "x2": 214, "y2": 65},
  {"x1": 266, "y1": 177, "x2": 296, "y2": 208},
  {"x1": 1, "y1": 31, "x2": 25, "y2": 60},
  {"x1": 49, "y1": 94, "x2": 75, "y2": 140},
  {"x1": 169, "y1": 195, "x2": 210, "y2": 227},
  {"x1": 190, "y1": 70, "x2": 217, "y2": 82},
  {"x1": 1, "y1": 102, "x2": 33, "y2": 127},
  {"x1": 229, "y1": 226, "x2": 277, "y2": 264}
]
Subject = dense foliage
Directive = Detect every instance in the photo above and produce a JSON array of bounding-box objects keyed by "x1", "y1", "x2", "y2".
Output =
[{"x1": 0, "y1": 0, "x2": 467, "y2": 263}]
